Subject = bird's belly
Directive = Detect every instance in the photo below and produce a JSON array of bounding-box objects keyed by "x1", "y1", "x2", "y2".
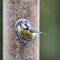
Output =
[
  {"x1": 18, "y1": 26, "x2": 36, "y2": 39},
  {"x1": 22, "y1": 30, "x2": 36, "y2": 39}
]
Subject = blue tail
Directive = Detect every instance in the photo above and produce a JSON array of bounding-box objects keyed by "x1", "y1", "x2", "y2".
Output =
[
  {"x1": 36, "y1": 32, "x2": 44, "y2": 34},
  {"x1": 29, "y1": 28, "x2": 44, "y2": 35}
]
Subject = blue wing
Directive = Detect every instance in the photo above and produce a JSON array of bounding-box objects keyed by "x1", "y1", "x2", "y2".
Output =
[
  {"x1": 29, "y1": 28, "x2": 44, "y2": 34},
  {"x1": 15, "y1": 28, "x2": 27, "y2": 46}
]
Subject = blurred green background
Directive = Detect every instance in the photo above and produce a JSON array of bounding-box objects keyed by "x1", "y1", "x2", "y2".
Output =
[
  {"x1": 40, "y1": 0, "x2": 60, "y2": 60},
  {"x1": 0, "y1": 0, "x2": 2, "y2": 60}
]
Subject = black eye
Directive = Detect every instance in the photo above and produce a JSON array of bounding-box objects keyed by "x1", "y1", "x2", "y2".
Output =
[
  {"x1": 21, "y1": 23, "x2": 27, "y2": 28},
  {"x1": 20, "y1": 22, "x2": 29, "y2": 30}
]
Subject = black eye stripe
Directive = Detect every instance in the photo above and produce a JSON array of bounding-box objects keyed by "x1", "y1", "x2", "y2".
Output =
[{"x1": 20, "y1": 22, "x2": 29, "y2": 30}]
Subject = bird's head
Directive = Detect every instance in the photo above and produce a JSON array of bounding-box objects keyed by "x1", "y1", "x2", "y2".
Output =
[{"x1": 19, "y1": 18, "x2": 31, "y2": 30}]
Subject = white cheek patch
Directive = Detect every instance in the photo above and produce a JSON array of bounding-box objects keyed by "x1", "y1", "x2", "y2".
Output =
[{"x1": 21, "y1": 23, "x2": 27, "y2": 29}]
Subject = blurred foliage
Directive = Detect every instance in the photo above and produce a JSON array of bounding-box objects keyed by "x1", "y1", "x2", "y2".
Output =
[
  {"x1": 0, "y1": 0, "x2": 2, "y2": 60},
  {"x1": 40, "y1": 0, "x2": 60, "y2": 60}
]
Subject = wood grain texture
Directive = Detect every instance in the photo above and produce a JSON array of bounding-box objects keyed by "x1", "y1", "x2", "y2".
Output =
[{"x1": 3, "y1": 0, "x2": 39, "y2": 60}]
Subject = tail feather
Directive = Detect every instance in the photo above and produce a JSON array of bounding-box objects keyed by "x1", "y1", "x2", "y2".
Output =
[{"x1": 29, "y1": 28, "x2": 44, "y2": 35}]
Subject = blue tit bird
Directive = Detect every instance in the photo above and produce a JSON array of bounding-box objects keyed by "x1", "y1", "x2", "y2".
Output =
[{"x1": 14, "y1": 18, "x2": 44, "y2": 46}]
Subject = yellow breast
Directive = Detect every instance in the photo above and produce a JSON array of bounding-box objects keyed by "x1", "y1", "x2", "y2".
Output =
[{"x1": 18, "y1": 25, "x2": 36, "y2": 39}]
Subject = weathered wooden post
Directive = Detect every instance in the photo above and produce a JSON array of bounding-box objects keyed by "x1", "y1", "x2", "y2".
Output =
[{"x1": 3, "y1": 0, "x2": 40, "y2": 60}]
